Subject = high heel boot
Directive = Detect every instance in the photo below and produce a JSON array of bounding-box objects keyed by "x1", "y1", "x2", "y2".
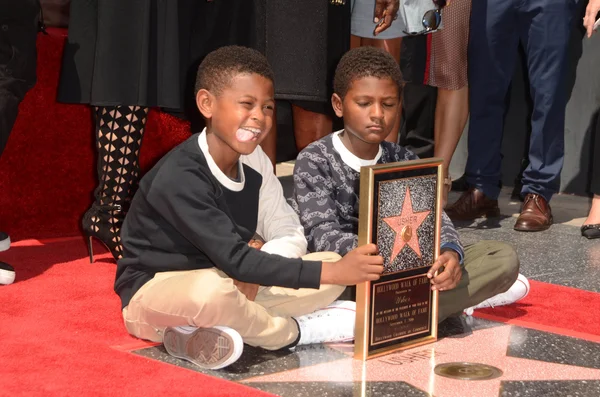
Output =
[{"x1": 83, "y1": 106, "x2": 148, "y2": 263}]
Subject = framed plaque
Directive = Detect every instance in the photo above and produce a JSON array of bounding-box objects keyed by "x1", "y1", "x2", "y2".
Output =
[{"x1": 354, "y1": 158, "x2": 443, "y2": 360}]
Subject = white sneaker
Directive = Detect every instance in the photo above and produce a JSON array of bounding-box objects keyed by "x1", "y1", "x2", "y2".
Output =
[
  {"x1": 0, "y1": 231, "x2": 10, "y2": 252},
  {"x1": 464, "y1": 274, "x2": 530, "y2": 315},
  {"x1": 162, "y1": 326, "x2": 243, "y2": 370},
  {"x1": 295, "y1": 300, "x2": 356, "y2": 345},
  {"x1": 0, "y1": 261, "x2": 15, "y2": 285}
]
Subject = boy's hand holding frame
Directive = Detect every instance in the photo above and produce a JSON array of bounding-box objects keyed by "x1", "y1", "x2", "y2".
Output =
[
  {"x1": 427, "y1": 249, "x2": 461, "y2": 291},
  {"x1": 320, "y1": 244, "x2": 385, "y2": 285},
  {"x1": 235, "y1": 240, "x2": 384, "y2": 300}
]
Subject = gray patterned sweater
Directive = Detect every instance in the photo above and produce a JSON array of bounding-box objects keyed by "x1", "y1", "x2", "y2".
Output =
[{"x1": 291, "y1": 131, "x2": 464, "y2": 260}]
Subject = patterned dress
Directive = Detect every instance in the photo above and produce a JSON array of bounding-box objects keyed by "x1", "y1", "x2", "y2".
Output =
[
  {"x1": 290, "y1": 132, "x2": 464, "y2": 258},
  {"x1": 426, "y1": 0, "x2": 472, "y2": 90}
]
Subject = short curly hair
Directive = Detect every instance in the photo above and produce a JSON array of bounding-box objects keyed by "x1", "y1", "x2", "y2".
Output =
[
  {"x1": 333, "y1": 46, "x2": 403, "y2": 99},
  {"x1": 195, "y1": 45, "x2": 275, "y2": 96}
]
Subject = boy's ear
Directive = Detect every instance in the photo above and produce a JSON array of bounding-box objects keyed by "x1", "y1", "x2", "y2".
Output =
[
  {"x1": 331, "y1": 93, "x2": 344, "y2": 118},
  {"x1": 196, "y1": 89, "x2": 214, "y2": 119}
]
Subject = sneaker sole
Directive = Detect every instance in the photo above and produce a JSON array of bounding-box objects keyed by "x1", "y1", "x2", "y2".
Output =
[
  {"x1": 0, "y1": 236, "x2": 10, "y2": 252},
  {"x1": 163, "y1": 327, "x2": 243, "y2": 370},
  {"x1": 0, "y1": 269, "x2": 15, "y2": 285}
]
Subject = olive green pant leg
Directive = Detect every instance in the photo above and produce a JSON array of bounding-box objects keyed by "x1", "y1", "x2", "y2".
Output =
[{"x1": 437, "y1": 240, "x2": 519, "y2": 322}]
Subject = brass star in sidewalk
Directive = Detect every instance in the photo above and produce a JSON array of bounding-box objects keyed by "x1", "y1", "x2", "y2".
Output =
[{"x1": 382, "y1": 187, "x2": 431, "y2": 262}]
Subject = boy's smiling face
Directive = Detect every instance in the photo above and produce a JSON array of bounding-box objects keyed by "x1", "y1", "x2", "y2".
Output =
[
  {"x1": 332, "y1": 76, "x2": 400, "y2": 145},
  {"x1": 197, "y1": 72, "x2": 275, "y2": 156}
]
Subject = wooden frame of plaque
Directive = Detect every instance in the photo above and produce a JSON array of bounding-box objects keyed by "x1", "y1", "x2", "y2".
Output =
[{"x1": 354, "y1": 158, "x2": 443, "y2": 360}]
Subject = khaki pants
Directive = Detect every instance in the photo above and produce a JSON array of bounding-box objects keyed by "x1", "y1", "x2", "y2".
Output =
[
  {"x1": 438, "y1": 240, "x2": 520, "y2": 321},
  {"x1": 123, "y1": 252, "x2": 345, "y2": 350}
]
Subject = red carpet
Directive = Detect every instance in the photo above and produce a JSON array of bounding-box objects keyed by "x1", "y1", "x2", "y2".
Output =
[
  {"x1": 0, "y1": 28, "x2": 190, "y2": 241},
  {"x1": 474, "y1": 280, "x2": 600, "y2": 342},
  {"x1": 1, "y1": 237, "x2": 272, "y2": 397},
  {"x1": 3, "y1": 237, "x2": 600, "y2": 396}
]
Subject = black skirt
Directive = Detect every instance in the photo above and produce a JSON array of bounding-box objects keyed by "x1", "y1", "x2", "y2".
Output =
[
  {"x1": 260, "y1": 1, "x2": 350, "y2": 104},
  {"x1": 57, "y1": 0, "x2": 349, "y2": 111}
]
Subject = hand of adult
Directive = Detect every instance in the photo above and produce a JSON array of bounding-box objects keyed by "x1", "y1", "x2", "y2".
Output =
[
  {"x1": 584, "y1": 0, "x2": 600, "y2": 38},
  {"x1": 373, "y1": 0, "x2": 400, "y2": 36}
]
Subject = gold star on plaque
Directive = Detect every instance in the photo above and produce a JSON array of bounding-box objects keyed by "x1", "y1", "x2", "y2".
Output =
[{"x1": 382, "y1": 187, "x2": 431, "y2": 263}]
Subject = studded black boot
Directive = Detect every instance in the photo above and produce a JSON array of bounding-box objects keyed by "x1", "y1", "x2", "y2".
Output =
[{"x1": 83, "y1": 106, "x2": 149, "y2": 263}]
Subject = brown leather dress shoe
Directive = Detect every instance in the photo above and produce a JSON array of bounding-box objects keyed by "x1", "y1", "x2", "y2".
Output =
[
  {"x1": 445, "y1": 187, "x2": 500, "y2": 221},
  {"x1": 514, "y1": 193, "x2": 553, "y2": 232}
]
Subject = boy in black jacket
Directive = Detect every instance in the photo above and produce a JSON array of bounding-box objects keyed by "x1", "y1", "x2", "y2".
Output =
[{"x1": 116, "y1": 46, "x2": 384, "y2": 370}]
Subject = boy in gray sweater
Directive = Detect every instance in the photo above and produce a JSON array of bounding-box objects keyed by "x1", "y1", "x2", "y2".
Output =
[{"x1": 292, "y1": 47, "x2": 530, "y2": 321}]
